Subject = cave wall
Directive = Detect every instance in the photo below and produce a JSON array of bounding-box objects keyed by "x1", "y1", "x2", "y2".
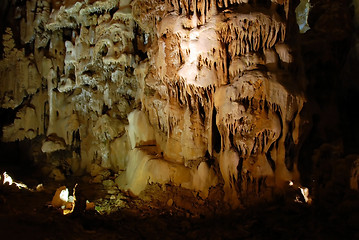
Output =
[
  {"x1": 0, "y1": 0, "x2": 309, "y2": 206},
  {"x1": 296, "y1": 0, "x2": 359, "y2": 207}
]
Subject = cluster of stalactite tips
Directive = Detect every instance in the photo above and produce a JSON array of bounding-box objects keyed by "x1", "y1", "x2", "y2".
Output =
[{"x1": 0, "y1": 0, "x2": 307, "y2": 207}]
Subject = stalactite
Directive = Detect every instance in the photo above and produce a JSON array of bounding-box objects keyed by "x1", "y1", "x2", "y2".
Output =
[{"x1": 0, "y1": 0, "x2": 307, "y2": 207}]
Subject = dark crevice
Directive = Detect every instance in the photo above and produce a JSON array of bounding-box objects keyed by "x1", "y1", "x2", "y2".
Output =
[
  {"x1": 63, "y1": 28, "x2": 73, "y2": 42},
  {"x1": 43, "y1": 101, "x2": 49, "y2": 134},
  {"x1": 133, "y1": 24, "x2": 148, "y2": 61},
  {"x1": 284, "y1": 130, "x2": 295, "y2": 171},
  {"x1": 229, "y1": 131, "x2": 234, "y2": 149},
  {"x1": 176, "y1": 84, "x2": 184, "y2": 106},
  {"x1": 109, "y1": 5, "x2": 119, "y2": 18},
  {"x1": 198, "y1": 102, "x2": 205, "y2": 122},
  {"x1": 265, "y1": 142, "x2": 276, "y2": 171},
  {"x1": 212, "y1": 108, "x2": 221, "y2": 153},
  {"x1": 0, "y1": 108, "x2": 17, "y2": 139},
  {"x1": 102, "y1": 104, "x2": 109, "y2": 115},
  {"x1": 83, "y1": 69, "x2": 96, "y2": 77}
]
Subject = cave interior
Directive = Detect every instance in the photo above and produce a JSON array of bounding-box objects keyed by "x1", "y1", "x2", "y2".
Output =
[{"x1": 0, "y1": 0, "x2": 359, "y2": 239}]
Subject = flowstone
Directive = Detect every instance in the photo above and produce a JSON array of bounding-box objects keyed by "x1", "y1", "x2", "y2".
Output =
[{"x1": 0, "y1": 0, "x2": 307, "y2": 207}]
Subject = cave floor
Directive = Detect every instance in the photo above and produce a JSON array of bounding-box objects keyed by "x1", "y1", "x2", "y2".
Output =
[{"x1": 0, "y1": 162, "x2": 359, "y2": 240}]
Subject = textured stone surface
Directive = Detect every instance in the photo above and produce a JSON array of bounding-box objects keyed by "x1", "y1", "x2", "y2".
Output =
[{"x1": 0, "y1": 0, "x2": 307, "y2": 205}]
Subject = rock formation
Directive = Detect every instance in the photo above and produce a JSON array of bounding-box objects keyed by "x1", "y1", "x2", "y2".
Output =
[{"x1": 0, "y1": 0, "x2": 307, "y2": 206}]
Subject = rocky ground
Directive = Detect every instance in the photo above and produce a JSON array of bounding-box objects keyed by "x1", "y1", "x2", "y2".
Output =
[{"x1": 0, "y1": 159, "x2": 359, "y2": 240}]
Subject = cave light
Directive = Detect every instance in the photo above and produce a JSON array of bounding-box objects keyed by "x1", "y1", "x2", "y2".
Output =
[
  {"x1": 289, "y1": 180, "x2": 312, "y2": 204},
  {"x1": 61, "y1": 184, "x2": 77, "y2": 215},
  {"x1": 2, "y1": 172, "x2": 29, "y2": 190},
  {"x1": 299, "y1": 186, "x2": 311, "y2": 204},
  {"x1": 2, "y1": 172, "x2": 92, "y2": 215},
  {"x1": 59, "y1": 188, "x2": 69, "y2": 203}
]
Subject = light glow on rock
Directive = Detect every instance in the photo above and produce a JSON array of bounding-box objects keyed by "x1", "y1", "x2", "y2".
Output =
[
  {"x1": 295, "y1": 0, "x2": 311, "y2": 33},
  {"x1": 299, "y1": 187, "x2": 311, "y2": 204},
  {"x1": 59, "y1": 188, "x2": 69, "y2": 202},
  {"x1": 2, "y1": 172, "x2": 29, "y2": 190},
  {"x1": 3, "y1": 172, "x2": 13, "y2": 186}
]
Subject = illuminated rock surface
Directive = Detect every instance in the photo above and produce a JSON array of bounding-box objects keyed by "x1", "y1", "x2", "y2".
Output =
[
  {"x1": 0, "y1": 0, "x2": 359, "y2": 238},
  {"x1": 0, "y1": 2, "x2": 359, "y2": 236},
  {"x1": 0, "y1": 0, "x2": 310, "y2": 207}
]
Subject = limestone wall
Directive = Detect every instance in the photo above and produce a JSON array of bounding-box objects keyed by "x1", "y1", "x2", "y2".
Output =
[{"x1": 0, "y1": 0, "x2": 307, "y2": 206}]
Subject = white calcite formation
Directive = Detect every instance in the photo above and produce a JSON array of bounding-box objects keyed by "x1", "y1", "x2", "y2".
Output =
[{"x1": 0, "y1": 0, "x2": 306, "y2": 206}]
